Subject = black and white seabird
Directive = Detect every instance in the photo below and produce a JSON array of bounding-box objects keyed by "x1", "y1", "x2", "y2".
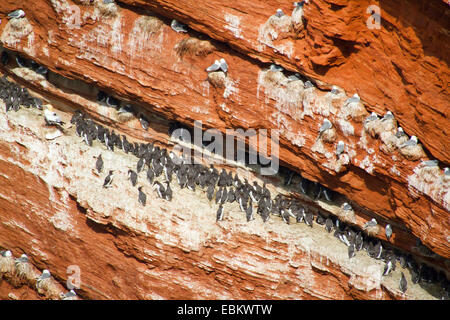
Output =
[
  {"x1": 128, "y1": 169, "x2": 138, "y2": 187},
  {"x1": 400, "y1": 135, "x2": 418, "y2": 148},
  {"x1": 136, "y1": 157, "x2": 145, "y2": 173},
  {"x1": 395, "y1": 127, "x2": 406, "y2": 138},
  {"x1": 304, "y1": 210, "x2": 314, "y2": 227},
  {"x1": 146, "y1": 167, "x2": 155, "y2": 184},
  {"x1": 153, "y1": 181, "x2": 165, "y2": 199},
  {"x1": 62, "y1": 290, "x2": 77, "y2": 300},
  {"x1": 269, "y1": 64, "x2": 283, "y2": 72},
  {"x1": 44, "y1": 105, "x2": 64, "y2": 126},
  {"x1": 171, "y1": 19, "x2": 188, "y2": 33},
  {"x1": 96, "y1": 154, "x2": 103, "y2": 173},
  {"x1": 304, "y1": 80, "x2": 314, "y2": 89},
  {"x1": 138, "y1": 186, "x2": 146, "y2": 206},
  {"x1": 103, "y1": 170, "x2": 114, "y2": 188},
  {"x1": 399, "y1": 272, "x2": 408, "y2": 293},
  {"x1": 345, "y1": 94, "x2": 360, "y2": 105},
  {"x1": 336, "y1": 141, "x2": 345, "y2": 156},
  {"x1": 216, "y1": 204, "x2": 224, "y2": 221}
]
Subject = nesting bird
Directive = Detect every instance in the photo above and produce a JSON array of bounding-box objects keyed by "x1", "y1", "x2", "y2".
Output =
[
  {"x1": 319, "y1": 119, "x2": 332, "y2": 135},
  {"x1": 128, "y1": 169, "x2": 138, "y2": 187},
  {"x1": 275, "y1": 9, "x2": 285, "y2": 17},
  {"x1": 206, "y1": 58, "x2": 228, "y2": 73},
  {"x1": 103, "y1": 170, "x2": 114, "y2": 188},
  {"x1": 171, "y1": 19, "x2": 188, "y2": 33},
  {"x1": 44, "y1": 105, "x2": 64, "y2": 126},
  {"x1": 400, "y1": 135, "x2": 418, "y2": 148},
  {"x1": 336, "y1": 141, "x2": 345, "y2": 156},
  {"x1": 61, "y1": 290, "x2": 77, "y2": 300},
  {"x1": 8, "y1": 9, "x2": 25, "y2": 19},
  {"x1": 95, "y1": 154, "x2": 103, "y2": 173},
  {"x1": 399, "y1": 272, "x2": 408, "y2": 293},
  {"x1": 363, "y1": 218, "x2": 379, "y2": 236},
  {"x1": 385, "y1": 224, "x2": 393, "y2": 241},
  {"x1": 14, "y1": 254, "x2": 32, "y2": 279}
]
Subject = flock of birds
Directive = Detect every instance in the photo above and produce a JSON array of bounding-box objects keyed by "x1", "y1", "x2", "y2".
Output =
[{"x1": 1, "y1": 1, "x2": 449, "y2": 299}]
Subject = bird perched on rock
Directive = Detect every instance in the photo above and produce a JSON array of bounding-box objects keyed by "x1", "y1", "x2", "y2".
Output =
[
  {"x1": 153, "y1": 181, "x2": 165, "y2": 199},
  {"x1": 383, "y1": 259, "x2": 394, "y2": 276},
  {"x1": 216, "y1": 204, "x2": 224, "y2": 221},
  {"x1": 206, "y1": 58, "x2": 228, "y2": 73},
  {"x1": 8, "y1": 9, "x2": 25, "y2": 19},
  {"x1": 128, "y1": 169, "x2": 138, "y2": 187},
  {"x1": 345, "y1": 94, "x2": 360, "y2": 105},
  {"x1": 164, "y1": 182, "x2": 172, "y2": 201},
  {"x1": 336, "y1": 141, "x2": 345, "y2": 155},
  {"x1": 139, "y1": 114, "x2": 149, "y2": 130},
  {"x1": 61, "y1": 290, "x2": 77, "y2": 300},
  {"x1": 381, "y1": 111, "x2": 394, "y2": 121},
  {"x1": 400, "y1": 135, "x2": 418, "y2": 148},
  {"x1": 103, "y1": 170, "x2": 114, "y2": 188},
  {"x1": 44, "y1": 105, "x2": 64, "y2": 126},
  {"x1": 138, "y1": 186, "x2": 146, "y2": 206},
  {"x1": 421, "y1": 159, "x2": 438, "y2": 167},
  {"x1": 304, "y1": 80, "x2": 314, "y2": 89},
  {"x1": 385, "y1": 224, "x2": 393, "y2": 240},
  {"x1": 269, "y1": 64, "x2": 284, "y2": 72},
  {"x1": 171, "y1": 19, "x2": 188, "y2": 33},
  {"x1": 348, "y1": 243, "x2": 356, "y2": 259},
  {"x1": 319, "y1": 119, "x2": 332, "y2": 136},
  {"x1": 399, "y1": 272, "x2": 408, "y2": 293},
  {"x1": 364, "y1": 218, "x2": 377, "y2": 230},
  {"x1": 36, "y1": 269, "x2": 52, "y2": 289},
  {"x1": 95, "y1": 154, "x2": 103, "y2": 173},
  {"x1": 275, "y1": 9, "x2": 285, "y2": 17},
  {"x1": 365, "y1": 112, "x2": 379, "y2": 123}
]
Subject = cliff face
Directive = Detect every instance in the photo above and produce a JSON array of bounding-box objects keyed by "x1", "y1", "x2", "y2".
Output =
[{"x1": 0, "y1": 0, "x2": 449, "y2": 300}]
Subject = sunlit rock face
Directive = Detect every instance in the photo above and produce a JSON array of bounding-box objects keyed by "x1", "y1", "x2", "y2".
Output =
[{"x1": 0, "y1": 0, "x2": 449, "y2": 300}]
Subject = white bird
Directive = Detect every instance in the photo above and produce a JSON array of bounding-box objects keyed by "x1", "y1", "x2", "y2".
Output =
[
  {"x1": 8, "y1": 9, "x2": 25, "y2": 19},
  {"x1": 37, "y1": 269, "x2": 51, "y2": 281},
  {"x1": 336, "y1": 141, "x2": 345, "y2": 155},
  {"x1": 385, "y1": 224, "x2": 393, "y2": 240},
  {"x1": 422, "y1": 160, "x2": 438, "y2": 167},
  {"x1": 444, "y1": 168, "x2": 450, "y2": 176},
  {"x1": 304, "y1": 80, "x2": 314, "y2": 89},
  {"x1": 364, "y1": 218, "x2": 377, "y2": 230},
  {"x1": 319, "y1": 119, "x2": 332, "y2": 134},
  {"x1": 103, "y1": 0, "x2": 115, "y2": 4},
  {"x1": 287, "y1": 73, "x2": 300, "y2": 82},
  {"x1": 275, "y1": 9, "x2": 285, "y2": 17},
  {"x1": 330, "y1": 86, "x2": 340, "y2": 95},
  {"x1": 44, "y1": 105, "x2": 64, "y2": 126},
  {"x1": 365, "y1": 112, "x2": 379, "y2": 123},
  {"x1": 171, "y1": 19, "x2": 188, "y2": 33},
  {"x1": 219, "y1": 58, "x2": 228, "y2": 73},
  {"x1": 382, "y1": 111, "x2": 394, "y2": 121},
  {"x1": 342, "y1": 202, "x2": 352, "y2": 211},
  {"x1": 269, "y1": 64, "x2": 283, "y2": 72},
  {"x1": 400, "y1": 135, "x2": 418, "y2": 148}
]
